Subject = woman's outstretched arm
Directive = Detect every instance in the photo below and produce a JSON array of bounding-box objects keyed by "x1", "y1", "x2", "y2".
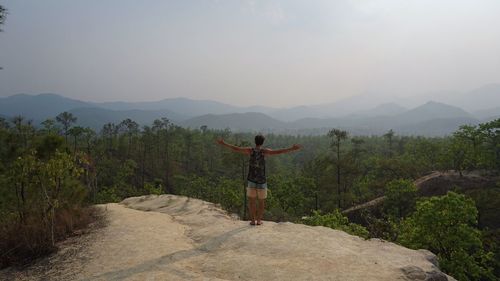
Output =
[
  {"x1": 216, "y1": 138, "x2": 252, "y2": 155},
  {"x1": 263, "y1": 144, "x2": 302, "y2": 156}
]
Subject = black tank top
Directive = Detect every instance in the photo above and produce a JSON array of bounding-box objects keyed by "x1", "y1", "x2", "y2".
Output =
[{"x1": 247, "y1": 148, "x2": 266, "y2": 184}]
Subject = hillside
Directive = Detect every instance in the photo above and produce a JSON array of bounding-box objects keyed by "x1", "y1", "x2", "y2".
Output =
[
  {"x1": 181, "y1": 112, "x2": 288, "y2": 131},
  {"x1": 449, "y1": 83, "x2": 500, "y2": 112},
  {"x1": 98, "y1": 97, "x2": 277, "y2": 116},
  {"x1": 393, "y1": 117, "x2": 479, "y2": 136},
  {"x1": 474, "y1": 107, "x2": 500, "y2": 120},
  {"x1": 392, "y1": 101, "x2": 474, "y2": 125},
  {"x1": 0, "y1": 93, "x2": 95, "y2": 121},
  {"x1": 349, "y1": 103, "x2": 408, "y2": 118},
  {"x1": 0, "y1": 195, "x2": 455, "y2": 281}
]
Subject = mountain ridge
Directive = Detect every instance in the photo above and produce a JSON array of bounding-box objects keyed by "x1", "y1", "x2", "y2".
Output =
[{"x1": 0, "y1": 92, "x2": 497, "y2": 135}]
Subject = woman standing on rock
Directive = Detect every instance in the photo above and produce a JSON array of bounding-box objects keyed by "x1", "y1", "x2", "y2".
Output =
[{"x1": 217, "y1": 134, "x2": 301, "y2": 226}]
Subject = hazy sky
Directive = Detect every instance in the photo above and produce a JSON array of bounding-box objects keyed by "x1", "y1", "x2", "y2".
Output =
[{"x1": 1, "y1": 0, "x2": 499, "y2": 107}]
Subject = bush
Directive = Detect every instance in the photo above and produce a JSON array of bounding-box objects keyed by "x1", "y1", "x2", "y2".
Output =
[
  {"x1": 95, "y1": 186, "x2": 122, "y2": 203},
  {"x1": 0, "y1": 150, "x2": 103, "y2": 268},
  {"x1": 302, "y1": 210, "x2": 369, "y2": 239},
  {"x1": 144, "y1": 182, "x2": 163, "y2": 195},
  {"x1": 265, "y1": 175, "x2": 315, "y2": 221},
  {"x1": 398, "y1": 192, "x2": 495, "y2": 281},
  {"x1": 0, "y1": 206, "x2": 103, "y2": 268},
  {"x1": 383, "y1": 179, "x2": 417, "y2": 218},
  {"x1": 215, "y1": 177, "x2": 244, "y2": 215}
]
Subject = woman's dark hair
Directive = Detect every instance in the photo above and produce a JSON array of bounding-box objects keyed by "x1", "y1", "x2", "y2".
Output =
[{"x1": 255, "y1": 134, "x2": 265, "y2": 146}]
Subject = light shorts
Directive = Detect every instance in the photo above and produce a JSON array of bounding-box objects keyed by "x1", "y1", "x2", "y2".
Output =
[{"x1": 246, "y1": 180, "x2": 268, "y2": 199}]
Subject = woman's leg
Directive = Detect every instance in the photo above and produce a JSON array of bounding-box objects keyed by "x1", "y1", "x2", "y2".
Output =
[
  {"x1": 248, "y1": 197, "x2": 257, "y2": 224},
  {"x1": 257, "y1": 199, "x2": 265, "y2": 224},
  {"x1": 247, "y1": 187, "x2": 258, "y2": 224}
]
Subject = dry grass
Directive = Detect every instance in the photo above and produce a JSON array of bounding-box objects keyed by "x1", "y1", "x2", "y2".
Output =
[{"x1": 0, "y1": 206, "x2": 105, "y2": 268}]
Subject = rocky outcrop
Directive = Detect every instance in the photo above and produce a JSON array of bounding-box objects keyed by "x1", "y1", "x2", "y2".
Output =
[
  {"x1": 1, "y1": 194, "x2": 456, "y2": 281},
  {"x1": 123, "y1": 195, "x2": 456, "y2": 281},
  {"x1": 414, "y1": 170, "x2": 496, "y2": 197},
  {"x1": 343, "y1": 170, "x2": 498, "y2": 224}
]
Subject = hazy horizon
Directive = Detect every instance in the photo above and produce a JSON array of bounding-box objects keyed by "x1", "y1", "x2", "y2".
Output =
[
  {"x1": 1, "y1": 83, "x2": 498, "y2": 111},
  {"x1": 1, "y1": 1, "x2": 500, "y2": 107}
]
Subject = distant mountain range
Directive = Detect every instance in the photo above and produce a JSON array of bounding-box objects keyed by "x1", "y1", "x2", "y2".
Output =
[
  {"x1": 346, "y1": 103, "x2": 408, "y2": 118},
  {"x1": 473, "y1": 107, "x2": 500, "y2": 120},
  {"x1": 0, "y1": 85, "x2": 499, "y2": 136},
  {"x1": 445, "y1": 84, "x2": 500, "y2": 112},
  {"x1": 96, "y1": 98, "x2": 277, "y2": 116},
  {"x1": 0, "y1": 93, "x2": 93, "y2": 122},
  {"x1": 180, "y1": 101, "x2": 481, "y2": 136}
]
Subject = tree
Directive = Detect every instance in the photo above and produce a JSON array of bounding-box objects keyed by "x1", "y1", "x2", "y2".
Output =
[
  {"x1": 41, "y1": 118, "x2": 59, "y2": 135},
  {"x1": 101, "y1": 122, "x2": 117, "y2": 151},
  {"x1": 383, "y1": 179, "x2": 417, "y2": 218},
  {"x1": 36, "y1": 134, "x2": 64, "y2": 160},
  {"x1": 152, "y1": 118, "x2": 173, "y2": 192},
  {"x1": 453, "y1": 125, "x2": 481, "y2": 170},
  {"x1": 383, "y1": 129, "x2": 395, "y2": 157},
  {"x1": 2, "y1": 148, "x2": 87, "y2": 266},
  {"x1": 68, "y1": 126, "x2": 85, "y2": 152},
  {"x1": 406, "y1": 137, "x2": 444, "y2": 172},
  {"x1": 152, "y1": 119, "x2": 163, "y2": 166},
  {"x1": 56, "y1": 112, "x2": 77, "y2": 146},
  {"x1": 351, "y1": 137, "x2": 365, "y2": 161},
  {"x1": 38, "y1": 151, "x2": 84, "y2": 246},
  {"x1": 216, "y1": 177, "x2": 243, "y2": 214},
  {"x1": 0, "y1": 5, "x2": 6, "y2": 31},
  {"x1": 0, "y1": 117, "x2": 9, "y2": 129},
  {"x1": 0, "y1": 4, "x2": 6, "y2": 70},
  {"x1": 10, "y1": 152, "x2": 38, "y2": 224},
  {"x1": 398, "y1": 192, "x2": 494, "y2": 281},
  {"x1": 236, "y1": 139, "x2": 251, "y2": 218},
  {"x1": 266, "y1": 175, "x2": 307, "y2": 220},
  {"x1": 478, "y1": 119, "x2": 500, "y2": 171},
  {"x1": 448, "y1": 136, "x2": 468, "y2": 176},
  {"x1": 0, "y1": 5, "x2": 5, "y2": 70},
  {"x1": 81, "y1": 127, "x2": 96, "y2": 154},
  {"x1": 328, "y1": 129, "x2": 348, "y2": 209},
  {"x1": 118, "y1": 118, "x2": 139, "y2": 157},
  {"x1": 11, "y1": 115, "x2": 34, "y2": 149},
  {"x1": 161, "y1": 118, "x2": 171, "y2": 191}
]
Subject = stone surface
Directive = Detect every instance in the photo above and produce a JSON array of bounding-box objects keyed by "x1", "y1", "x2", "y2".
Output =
[
  {"x1": 418, "y1": 249, "x2": 439, "y2": 267},
  {"x1": 1, "y1": 194, "x2": 456, "y2": 281},
  {"x1": 401, "y1": 266, "x2": 427, "y2": 280},
  {"x1": 425, "y1": 270, "x2": 453, "y2": 281}
]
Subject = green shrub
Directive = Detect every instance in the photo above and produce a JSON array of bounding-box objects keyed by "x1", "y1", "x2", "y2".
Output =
[
  {"x1": 95, "y1": 186, "x2": 121, "y2": 203},
  {"x1": 144, "y1": 182, "x2": 163, "y2": 195},
  {"x1": 0, "y1": 150, "x2": 100, "y2": 268},
  {"x1": 398, "y1": 192, "x2": 495, "y2": 281},
  {"x1": 302, "y1": 210, "x2": 369, "y2": 239},
  {"x1": 383, "y1": 179, "x2": 417, "y2": 218}
]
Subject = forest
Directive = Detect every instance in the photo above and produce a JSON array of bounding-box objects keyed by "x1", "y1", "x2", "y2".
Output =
[{"x1": 0, "y1": 113, "x2": 499, "y2": 281}]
